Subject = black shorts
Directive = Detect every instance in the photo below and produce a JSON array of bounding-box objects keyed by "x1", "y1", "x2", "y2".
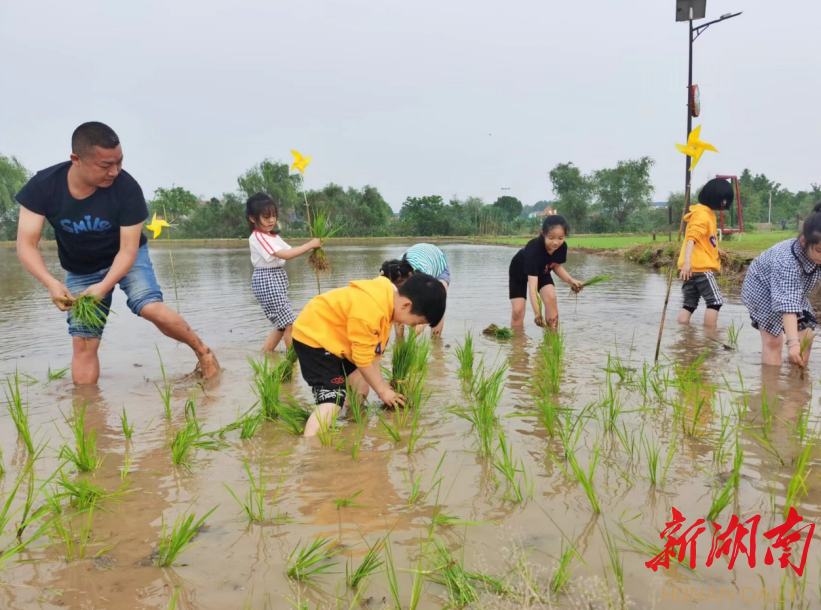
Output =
[
  {"x1": 508, "y1": 258, "x2": 553, "y2": 300},
  {"x1": 681, "y1": 271, "x2": 723, "y2": 313},
  {"x1": 292, "y1": 339, "x2": 357, "y2": 405}
]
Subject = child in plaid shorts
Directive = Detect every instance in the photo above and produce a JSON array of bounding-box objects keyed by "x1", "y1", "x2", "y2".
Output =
[
  {"x1": 246, "y1": 193, "x2": 321, "y2": 352},
  {"x1": 742, "y1": 202, "x2": 821, "y2": 367}
]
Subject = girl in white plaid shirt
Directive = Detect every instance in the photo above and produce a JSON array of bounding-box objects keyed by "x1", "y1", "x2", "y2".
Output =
[
  {"x1": 247, "y1": 193, "x2": 321, "y2": 352},
  {"x1": 742, "y1": 202, "x2": 821, "y2": 367}
]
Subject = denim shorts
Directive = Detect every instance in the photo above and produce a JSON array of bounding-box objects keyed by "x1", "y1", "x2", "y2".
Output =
[
  {"x1": 437, "y1": 263, "x2": 451, "y2": 286},
  {"x1": 64, "y1": 244, "x2": 164, "y2": 338}
]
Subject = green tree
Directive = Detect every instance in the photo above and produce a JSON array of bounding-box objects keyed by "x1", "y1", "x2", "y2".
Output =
[
  {"x1": 492, "y1": 195, "x2": 523, "y2": 221},
  {"x1": 177, "y1": 193, "x2": 247, "y2": 239},
  {"x1": 593, "y1": 157, "x2": 655, "y2": 228},
  {"x1": 549, "y1": 162, "x2": 593, "y2": 230},
  {"x1": 149, "y1": 186, "x2": 199, "y2": 218},
  {"x1": 237, "y1": 159, "x2": 300, "y2": 219},
  {"x1": 0, "y1": 155, "x2": 31, "y2": 240},
  {"x1": 400, "y1": 195, "x2": 450, "y2": 236}
]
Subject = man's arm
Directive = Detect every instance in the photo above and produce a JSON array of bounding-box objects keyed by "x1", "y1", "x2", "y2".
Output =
[
  {"x1": 16, "y1": 207, "x2": 75, "y2": 311},
  {"x1": 81, "y1": 224, "x2": 143, "y2": 299}
]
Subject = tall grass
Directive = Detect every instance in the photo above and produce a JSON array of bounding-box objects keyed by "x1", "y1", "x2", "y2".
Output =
[
  {"x1": 455, "y1": 331, "x2": 476, "y2": 381},
  {"x1": 59, "y1": 402, "x2": 101, "y2": 473},
  {"x1": 4, "y1": 373, "x2": 35, "y2": 454},
  {"x1": 156, "y1": 506, "x2": 218, "y2": 567},
  {"x1": 452, "y1": 361, "x2": 507, "y2": 457}
]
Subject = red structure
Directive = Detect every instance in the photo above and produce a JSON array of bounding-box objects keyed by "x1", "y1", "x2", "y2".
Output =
[{"x1": 715, "y1": 174, "x2": 743, "y2": 235}]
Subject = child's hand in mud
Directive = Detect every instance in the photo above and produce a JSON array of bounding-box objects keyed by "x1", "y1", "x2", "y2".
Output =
[
  {"x1": 534, "y1": 315, "x2": 544, "y2": 327},
  {"x1": 788, "y1": 343, "x2": 805, "y2": 368},
  {"x1": 570, "y1": 279, "x2": 584, "y2": 293},
  {"x1": 377, "y1": 384, "x2": 405, "y2": 408}
]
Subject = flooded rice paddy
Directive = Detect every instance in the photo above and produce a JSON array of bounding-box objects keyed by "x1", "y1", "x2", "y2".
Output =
[{"x1": 0, "y1": 242, "x2": 819, "y2": 610}]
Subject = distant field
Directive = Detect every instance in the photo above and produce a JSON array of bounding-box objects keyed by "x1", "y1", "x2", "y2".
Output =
[{"x1": 483, "y1": 231, "x2": 794, "y2": 259}]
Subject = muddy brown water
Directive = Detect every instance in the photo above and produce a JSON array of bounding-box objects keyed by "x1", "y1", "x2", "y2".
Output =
[{"x1": 0, "y1": 242, "x2": 819, "y2": 609}]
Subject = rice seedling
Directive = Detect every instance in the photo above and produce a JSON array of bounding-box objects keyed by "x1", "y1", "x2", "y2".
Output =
[
  {"x1": 346, "y1": 538, "x2": 385, "y2": 589},
  {"x1": 286, "y1": 536, "x2": 343, "y2": 582},
  {"x1": 760, "y1": 388, "x2": 776, "y2": 441},
  {"x1": 156, "y1": 506, "x2": 218, "y2": 567},
  {"x1": 316, "y1": 408, "x2": 346, "y2": 450},
  {"x1": 274, "y1": 400, "x2": 311, "y2": 436},
  {"x1": 46, "y1": 364, "x2": 71, "y2": 383},
  {"x1": 727, "y1": 320, "x2": 742, "y2": 348},
  {"x1": 428, "y1": 538, "x2": 480, "y2": 607},
  {"x1": 598, "y1": 372, "x2": 624, "y2": 433},
  {"x1": 536, "y1": 326, "x2": 564, "y2": 393},
  {"x1": 404, "y1": 452, "x2": 446, "y2": 507},
  {"x1": 50, "y1": 507, "x2": 96, "y2": 562},
  {"x1": 784, "y1": 441, "x2": 813, "y2": 519},
  {"x1": 601, "y1": 527, "x2": 625, "y2": 608},
  {"x1": 557, "y1": 444, "x2": 600, "y2": 513},
  {"x1": 167, "y1": 588, "x2": 180, "y2": 610},
  {"x1": 171, "y1": 420, "x2": 224, "y2": 471},
  {"x1": 713, "y1": 414, "x2": 734, "y2": 467},
  {"x1": 618, "y1": 521, "x2": 697, "y2": 572},
  {"x1": 384, "y1": 537, "x2": 404, "y2": 610},
  {"x1": 389, "y1": 333, "x2": 424, "y2": 394},
  {"x1": 273, "y1": 344, "x2": 299, "y2": 382},
  {"x1": 224, "y1": 459, "x2": 287, "y2": 523},
  {"x1": 240, "y1": 411, "x2": 263, "y2": 439},
  {"x1": 330, "y1": 490, "x2": 365, "y2": 509},
  {"x1": 350, "y1": 424, "x2": 364, "y2": 460},
  {"x1": 534, "y1": 394, "x2": 562, "y2": 437},
  {"x1": 121, "y1": 453, "x2": 133, "y2": 479},
  {"x1": 556, "y1": 403, "x2": 592, "y2": 457},
  {"x1": 0, "y1": 444, "x2": 4, "y2": 478},
  {"x1": 671, "y1": 349, "x2": 709, "y2": 388},
  {"x1": 455, "y1": 331, "x2": 476, "y2": 381},
  {"x1": 550, "y1": 539, "x2": 582, "y2": 597},
  {"x1": 493, "y1": 326, "x2": 514, "y2": 340},
  {"x1": 581, "y1": 274, "x2": 613, "y2": 288},
  {"x1": 306, "y1": 208, "x2": 345, "y2": 274},
  {"x1": 407, "y1": 397, "x2": 427, "y2": 455},
  {"x1": 59, "y1": 402, "x2": 101, "y2": 473},
  {"x1": 603, "y1": 353, "x2": 634, "y2": 385},
  {"x1": 452, "y1": 361, "x2": 507, "y2": 457},
  {"x1": 707, "y1": 477, "x2": 735, "y2": 522},
  {"x1": 120, "y1": 407, "x2": 134, "y2": 440},
  {"x1": 643, "y1": 436, "x2": 661, "y2": 486},
  {"x1": 614, "y1": 423, "x2": 641, "y2": 462},
  {"x1": 660, "y1": 431, "x2": 677, "y2": 487},
  {"x1": 492, "y1": 430, "x2": 532, "y2": 503},
  {"x1": 4, "y1": 373, "x2": 35, "y2": 454},
  {"x1": 155, "y1": 348, "x2": 174, "y2": 420},
  {"x1": 249, "y1": 356, "x2": 309, "y2": 430},
  {"x1": 67, "y1": 295, "x2": 111, "y2": 337}
]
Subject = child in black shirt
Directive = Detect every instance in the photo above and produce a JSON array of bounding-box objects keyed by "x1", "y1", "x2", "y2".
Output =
[{"x1": 509, "y1": 215, "x2": 583, "y2": 331}]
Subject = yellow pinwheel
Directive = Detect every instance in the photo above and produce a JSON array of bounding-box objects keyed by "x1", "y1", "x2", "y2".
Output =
[
  {"x1": 145, "y1": 213, "x2": 170, "y2": 239},
  {"x1": 291, "y1": 150, "x2": 311, "y2": 174},
  {"x1": 675, "y1": 125, "x2": 717, "y2": 172}
]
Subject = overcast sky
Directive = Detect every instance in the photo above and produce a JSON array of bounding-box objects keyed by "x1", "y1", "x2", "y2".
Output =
[{"x1": 1, "y1": 0, "x2": 818, "y2": 211}]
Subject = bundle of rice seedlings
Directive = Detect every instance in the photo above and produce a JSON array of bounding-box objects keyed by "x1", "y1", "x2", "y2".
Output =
[
  {"x1": 306, "y1": 208, "x2": 345, "y2": 274},
  {"x1": 493, "y1": 327, "x2": 514, "y2": 340},
  {"x1": 61, "y1": 295, "x2": 112, "y2": 337},
  {"x1": 581, "y1": 274, "x2": 613, "y2": 288},
  {"x1": 273, "y1": 345, "x2": 299, "y2": 382}
]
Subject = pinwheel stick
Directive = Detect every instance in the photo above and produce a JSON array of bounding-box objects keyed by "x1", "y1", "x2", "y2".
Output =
[
  {"x1": 654, "y1": 181, "x2": 691, "y2": 363},
  {"x1": 299, "y1": 175, "x2": 321, "y2": 295},
  {"x1": 162, "y1": 205, "x2": 181, "y2": 312}
]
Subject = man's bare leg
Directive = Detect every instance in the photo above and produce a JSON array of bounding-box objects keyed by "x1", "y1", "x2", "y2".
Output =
[
  {"x1": 72, "y1": 337, "x2": 102, "y2": 385},
  {"x1": 140, "y1": 302, "x2": 219, "y2": 378}
]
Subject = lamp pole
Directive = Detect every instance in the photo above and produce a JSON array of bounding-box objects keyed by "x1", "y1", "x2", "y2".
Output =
[{"x1": 682, "y1": 6, "x2": 742, "y2": 214}]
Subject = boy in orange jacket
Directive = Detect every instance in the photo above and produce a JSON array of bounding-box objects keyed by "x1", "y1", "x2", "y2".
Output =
[
  {"x1": 677, "y1": 178, "x2": 735, "y2": 327},
  {"x1": 292, "y1": 274, "x2": 446, "y2": 437}
]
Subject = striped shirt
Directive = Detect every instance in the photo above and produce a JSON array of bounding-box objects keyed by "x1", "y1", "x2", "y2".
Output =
[
  {"x1": 403, "y1": 244, "x2": 448, "y2": 279},
  {"x1": 741, "y1": 238, "x2": 821, "y2": 336}
]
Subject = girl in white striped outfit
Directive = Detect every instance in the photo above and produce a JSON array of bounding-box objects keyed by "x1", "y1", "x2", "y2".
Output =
[{"x1": 247, "y1": 193, "x2": 321, "y2": 352}]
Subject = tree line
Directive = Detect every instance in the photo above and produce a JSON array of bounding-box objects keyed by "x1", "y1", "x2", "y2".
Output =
[{"x1": 1, "y1": 153, "x2": 818, "y2": 241}]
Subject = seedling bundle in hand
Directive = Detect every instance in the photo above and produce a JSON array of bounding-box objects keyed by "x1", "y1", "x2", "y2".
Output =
[
  {"x1": 307, "y1": 209, "x2": 345, "y2": 274},
  {"x1": 59, "y1": 295, "x2": 112, "y2": 337}
]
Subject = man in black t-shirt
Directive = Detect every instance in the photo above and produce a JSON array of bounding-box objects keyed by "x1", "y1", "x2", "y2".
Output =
[{"x1": 16, "y1": 122, "x2": 219, "y2": 385}]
